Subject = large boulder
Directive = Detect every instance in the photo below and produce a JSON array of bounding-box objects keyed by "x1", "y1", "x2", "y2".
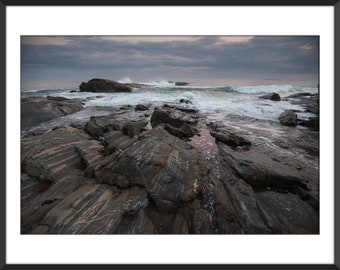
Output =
[{"x1": 79, "y1": 78, "x2": 132, "y2": 93}]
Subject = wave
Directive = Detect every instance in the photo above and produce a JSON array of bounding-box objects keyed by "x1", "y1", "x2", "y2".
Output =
[
  {"x1": 117, "y1": 77, "x2": 133, "y2": 84},
  {"x1": 232, "y1": 84, "x2": 318, "y2": 95}
]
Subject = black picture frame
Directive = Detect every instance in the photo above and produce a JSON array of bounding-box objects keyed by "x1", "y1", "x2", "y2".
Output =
[{"x1": 1, "y1": 1, "x2": 339, "y2": 269}]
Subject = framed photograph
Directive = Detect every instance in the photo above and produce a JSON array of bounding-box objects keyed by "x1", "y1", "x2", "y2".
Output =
[{"x1": 2, "y1": 2, "x2": 338, "y2": 268}]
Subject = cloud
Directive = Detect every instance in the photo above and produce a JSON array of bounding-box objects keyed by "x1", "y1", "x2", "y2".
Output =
[{"x1": 21, "y1": 35, "x2": 319, "y2": 81}]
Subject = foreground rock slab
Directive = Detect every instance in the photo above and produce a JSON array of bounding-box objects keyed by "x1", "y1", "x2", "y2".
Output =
[{"x1": 21, "y1": 104, "x2": 319, "y2": 234}]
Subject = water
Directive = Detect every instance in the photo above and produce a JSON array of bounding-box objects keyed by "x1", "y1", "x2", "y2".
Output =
[{"x1": 21, "y1": 78, "x2": 318, "y2": 125}]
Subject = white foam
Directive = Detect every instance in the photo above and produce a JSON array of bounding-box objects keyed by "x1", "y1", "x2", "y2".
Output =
[
  {"x1": 21, "y1": 84, "x2": 318, "y2": 125},
  {"x1": 117, "y1": 77, "x2": 133, "y2": 84},
  {"x1": 232, "y1": 84, "x2": 318, "y2": 95}
]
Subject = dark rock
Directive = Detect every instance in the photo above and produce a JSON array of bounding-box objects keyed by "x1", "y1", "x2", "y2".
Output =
[
  {"x1": 218, "y1": 144, "x2": 307, "y2": 191},
  {"x1": 21, "y1": 105, "x2": 319, "y2": 234},
  {"x1": 31, "y1": 184, "x2": 152, "y2": 234},
  {"x1": 285, "y1": 92, "x2": 313, "y2": 98},
  {"x1": 85, "y1": 110, "x2": 148, "y2": 139},
  {"x1": 278, "y1": 110, "x2": 298, "y2": 126},
  {"x1": 164, "y1": 123, "x2": 200, "y2": 139},
  {"x1": 122, "y1": 120, "x2": 148, "y2": 137},
  {"x1": 79, "y1": 78, "x2": 132, "y2": 93},
  {"x1": 85, "y1": 116, "x2": 110, "y2": 138},
  {"x1": 135, "y1": 104, "x2": 150, "y2": 111},
  {"x1": 306, "y1": 104, "x2": 319, "y2": 115},
  {"x1": 255, "y1": 191, "x2": 319, "y2": 233},
  {"x1": 299, "y1": 117, "x2": 319, "y2": 131},
  {"x1": 177, "y1": 107, "x2": 199, "y2": 113},
  {"x1": 212, "y1": 131, "x2": 251, "y2": 148},
  {"x1": 21, "y1": 96, "x2": 83, "y2": 130},
  {"x1": 179, "y1": 99, "x2": 192, "y2": 104},
  {"x1": 175, "y1": 81, "x2": 189, "y2": 86},
  {"x1": 258, "y1": 92, "x2": 281, "y2": 101},
  {"x1": 150, "y1": 107, "x2": 199, "y2": 139},
  {"x1": 97, "y1": 126, "x2": 205, "y2": 212},
  {"x1": 286, "y1": 94, "x2": 319, "y2": 116}
]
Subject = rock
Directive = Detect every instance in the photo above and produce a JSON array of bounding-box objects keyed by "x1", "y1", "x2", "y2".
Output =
[
  {"x1": 150, "y1": 106, "x2": 198, "y2": 128},
  {"x1": 21, "y1": 96, "x2": 83, "y2": 130},
  {"x1": 285, "y1": 92, "x2": 313, "y2": 98},
  {"x1": 85, "y1": 109, "x2": 148, "y2": 139},
  {"x1": 299, "y1": 117, "x2": 319, "y2": 131},
  {"x1": 21, "y1": 101, "x2": 319, "y2": 234},
  {"x1": 31, "y1": 184, "x2": 152, "y2": 234},
  {"x1": 179, "y1": 99, "x2": 192, "y2": 104},
  {"x1": 150, "y1": 107, "x2": 199, "y2": 139},
  {"x1": 122, "y1": 120, "x2": 148, "y2": 137},
  {"x1": 278, "y1": 110, "x2": 298, "y2": 126},
  {"x1": 164, "y1": 123, "x2": 200, "y2": 139},
  {"x1": 211, "y1": 131, "x2": 251, "y2": 148},
  {"x1": 255, "y1": 191, "x2": 319, "y2": 233},
  {"x1": 258, "y1": 92, "x2": 281, "y2": 101},
  {"x1": 97, "y1": 126, "x2": 205, "y2": 212},
  {"x1": 79, "y1": 78, "x2": 132, "y2": 93},
  {"x1": 175, "y1": 81, "x2": 189, "y2": 86},
  {"x1": 135, "y1": 104, "x2": 150, "y2": 111},
  {"x1": 218, "y1": 144, "x2": 308, "y2": 191},
  {"x1": 286, "y1": 94, "x2": 319, "y2": 116}
]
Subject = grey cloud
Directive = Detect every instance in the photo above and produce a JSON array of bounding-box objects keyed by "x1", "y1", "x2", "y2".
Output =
[{"x1": 21, "y1": 35, "x2": 319, "y2": 81}]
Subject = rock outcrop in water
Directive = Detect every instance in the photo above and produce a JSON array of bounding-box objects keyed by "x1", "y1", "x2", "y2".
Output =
[
  {"x1": 258, "y1": 92, "x2": 281, "y2": 101},
  {"x1": 79, "y1": 78, "x2": 133, "y2": 93},
  {"x1": 21, "y1": 96, "x2": 319, "y2": 234}
]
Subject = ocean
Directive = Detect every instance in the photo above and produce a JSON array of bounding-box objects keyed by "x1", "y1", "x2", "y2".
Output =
[{"x1": 21, "y1": 78, "x2": 318, "y2": 129}]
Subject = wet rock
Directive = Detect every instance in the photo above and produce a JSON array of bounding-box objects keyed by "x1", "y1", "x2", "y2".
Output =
[
  {"x1": 31, "y1": 184, "x2": 152, "y2": 234},
  {"x1": 258, "y1": 92, "x2": 281, "y2": 101},
  {"x1": 21, "y1": 126, "x2": 92, "y2": 182},
  {"x1": 218, "y1": 144, "x2": 307, "y2": 191},
  {"x1": 97, "y1": 126, "x2": 205, "y2": 212},
  {"x1": 123, "y1": 120, "x2": 148, "y2": 137},
  {"x1": 21, "y1": 96, "x2": 83, "y2": 130},
  {"x1": 179, "y1": 99, "x2": 192, "y2": 104},
  {"x1": 135, "y1": 104, "x2": 150, "y2": 111},
  {"x1": 285, "y1": 92, "x2": 313, "y2": 98},
  {"x1": 85, "y1": 110, "x2": 148, "y2": 139},
  {"x1": 278, "y1": 110, "x2": 298, "y2": 126},
  {"x1": 211, "y1": 131, "x2": 251, "y2": 148},
  {"x1": 21, "y1": 102, "x2": 319, "y2": 234},
  {"x1": 299, "y1": 117, "x2": 319, "y2": 131},
  {"x1": 150, "y1": 107, "x2": 199, "y2": 138},
  {"x1": 255, "y1": 191, "x2": 319, "y2": 233},
  {"x1": 79, "y1": 78, "x2": 132, "y2": 93}
]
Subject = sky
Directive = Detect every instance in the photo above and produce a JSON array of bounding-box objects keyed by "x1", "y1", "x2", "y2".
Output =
[{"x1": 21, "y1": 35, "x2": 319, "y2": 84}]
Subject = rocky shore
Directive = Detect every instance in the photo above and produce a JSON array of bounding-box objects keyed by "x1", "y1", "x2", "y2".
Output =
[{"x1": 21, "y1": 90, "x2": 319, "y2": 234}]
